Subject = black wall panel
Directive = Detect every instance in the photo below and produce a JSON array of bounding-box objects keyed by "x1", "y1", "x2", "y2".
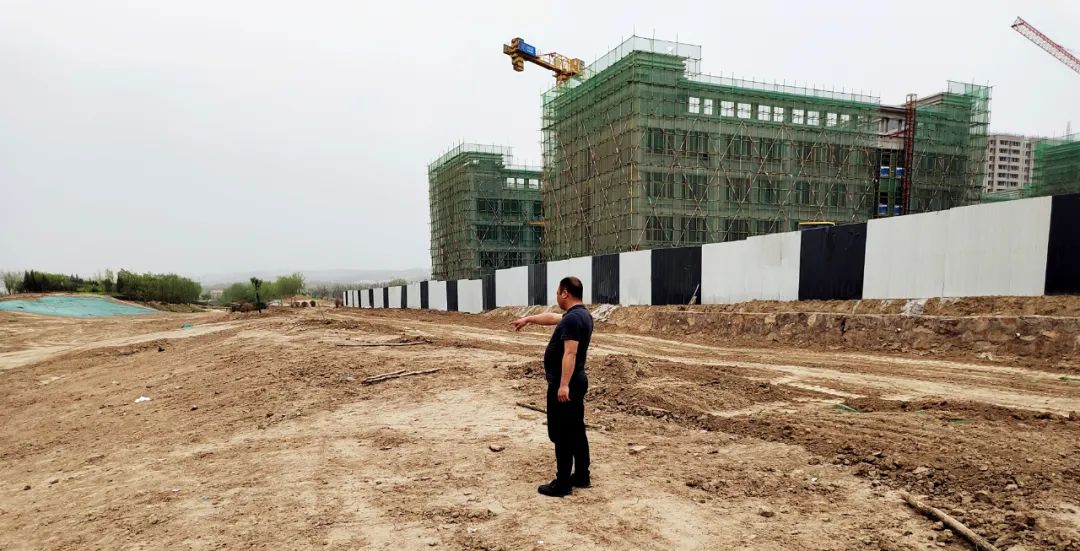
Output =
[
  {"x1": 420, "y1": 281, "x2": 430, "y2": 309},
  {"x1": 400, "y1": 285, "x2": 407, "y2": 308},
  {"x1": 1046, "y1": 192, "x2": 1080, "y2": 295},
  {"x1": 651, "y1": 246, "x2": 702, "y2": 305},
  {"x1": 446, "y1": 281, "x2": 459, "y2": 312},
  {"x1": 382, "y1": 287, "x2": 389, "y2": 309},
  {"x1": 798, "y1": 223, "x2": 867, "y2": 300},
  {"x1": 368, "y1": 288, "x2": 374, "y2": 309},
  {"x1": 528, "y1": 263, "x2": 547, "y2": 305},
  {"x1": 592, "y1": 254, "x2": 620, "y2": 304},
  {"x1": 482, "y1": 274, "x2": 496, "y2": 311}
]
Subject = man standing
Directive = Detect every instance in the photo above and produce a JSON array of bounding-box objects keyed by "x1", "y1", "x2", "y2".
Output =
[{"x1": 511, "y1": 276, "x2": 593, "y2": 497}]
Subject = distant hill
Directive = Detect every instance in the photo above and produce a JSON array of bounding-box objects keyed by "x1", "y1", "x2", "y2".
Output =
[{"x1": 198, "y1": 268, "x2": 430, "y2": 289}]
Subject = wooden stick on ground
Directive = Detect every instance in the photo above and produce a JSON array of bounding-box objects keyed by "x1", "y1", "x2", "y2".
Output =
[
  {"x1": 361, "y1": 368, "x2": 442, "y2": 385},
  {"x1": 335, "y1": 341, "x2": 424, "y2": 347},
  {"x1": 899, "y1": 491, "x2": 1000, "y2": 551},
  {"x1": 515, "y1": 402, "x2": 604, "y2": 430},
  {"x1": 516, "y1": 401, "x2": 547, "y2": 414}
]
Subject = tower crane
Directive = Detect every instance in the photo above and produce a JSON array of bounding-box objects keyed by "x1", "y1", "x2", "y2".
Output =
[
  {"x1": 1011, "y1": 17, "x2": 1080, "y2": 75},
  {"x1": 503, "y1": 38, "x2": 584, "y2": 86}
]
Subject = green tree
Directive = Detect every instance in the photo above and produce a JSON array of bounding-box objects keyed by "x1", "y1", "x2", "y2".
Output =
[
  {"x1": 250, "y1": 277, "x2": 266, "y2": 312},
  {"x1": 1, "y1": 271, "x2": 21, "y2": 295},
  {"x1": 271, "y1": 272, "x2": 305, "y2": 298}
]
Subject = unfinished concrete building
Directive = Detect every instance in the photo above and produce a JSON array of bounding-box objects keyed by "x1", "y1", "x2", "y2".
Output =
[
  {"x1": 541, "y1": 36, "x2": 991, "y2": 260},
  {"x1": 1030, "y1": 135, "x2": 1080, "y2": 198},
  {"x1": 428, "y1": 144, "x2": 544, "y2": 280}
]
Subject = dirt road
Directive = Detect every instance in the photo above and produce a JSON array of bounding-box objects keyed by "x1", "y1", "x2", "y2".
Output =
[{"x1": 1, "y1": 305, "x2": 1077, "y2": 550}]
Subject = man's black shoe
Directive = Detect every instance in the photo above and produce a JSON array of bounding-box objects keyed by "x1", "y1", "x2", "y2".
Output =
[
  {"x1": 571, "y1": 474, "x2": 591, "y2": 488},
  {"x1": 537, "y1": 479, "x2": 572, "y2": 497}
]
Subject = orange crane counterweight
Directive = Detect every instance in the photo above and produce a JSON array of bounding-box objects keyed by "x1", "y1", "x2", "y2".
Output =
[{"x1": 503, "y1": 38, "x2": 584, "y2": 86}]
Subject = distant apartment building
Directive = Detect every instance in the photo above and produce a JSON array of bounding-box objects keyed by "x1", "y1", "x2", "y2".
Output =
[{"x1": 984, "y1": 134, "x2": 1036, "y2": 193}]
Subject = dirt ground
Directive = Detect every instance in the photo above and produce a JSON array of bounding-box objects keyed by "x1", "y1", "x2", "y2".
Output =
[{"x1": 1, "y1": 301, "x2": 1078, "y2": 550}]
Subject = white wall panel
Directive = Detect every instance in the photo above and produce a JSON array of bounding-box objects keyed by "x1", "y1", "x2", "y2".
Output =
[
  {"x1": 361, "y1": 289, "x2": 370, "y2": 308},
  {"x1": 757, "y1": 231, "x2": 802, "y2": 301},
  {"x1": 373, "y1": 288, "x2": 384, "y2": 309},
  {"x1": 428, "y1": 281, "x2": 447, "y2": 311},
  {"x1": 496, "y1": 266, "x2": 528, "y2": 307},
  {"x1": 546, "y1": 256, "x2": 593, "y2": 304},
  {"x1": 864, "y1": 210, "x2": 948, "y2": 299},
  {"x1": 406, "y1": 283, "x2": 421, "y2": 309},
  {"x1": 944, "y1": 197, "x2": 1052, "y2": 297},
  {"x1": 457, "y1": 279, "x2": 483, "y2": 313},
  {"x1": 388, "y1": 286, "x2": 402, "y2": 309},
  {"x1": 618, "y1": 250, "x2": 652, "y2": 305},
  {"x1": 701, "y1": 240, "x2": 746, "y2": 304}
]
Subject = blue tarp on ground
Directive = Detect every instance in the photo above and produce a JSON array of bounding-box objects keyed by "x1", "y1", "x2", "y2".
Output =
[{"x1": 0, "y1": 296, "x2": 155, "y2": 317}]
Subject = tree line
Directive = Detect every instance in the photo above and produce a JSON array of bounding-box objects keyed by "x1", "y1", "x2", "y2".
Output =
[
  {"x1": 2, "y1": 269, "x2": 202, "y2": 304},
  {"x1": 215, "y1": 273, "x2": 306, "y2": 306}
]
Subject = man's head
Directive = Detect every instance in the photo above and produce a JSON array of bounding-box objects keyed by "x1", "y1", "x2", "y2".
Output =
[{"x1": 556, "y1": 276, "x2": 584, "y2": 310}]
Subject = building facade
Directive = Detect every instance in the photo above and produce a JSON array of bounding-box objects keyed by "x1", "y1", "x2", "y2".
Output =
[
  {"x1": 428, "y1": 144, "x2": 544, "y2": 281},
  {"x1": 984, "y1": 134, "x2": 1036, "y2": 194},
  {"x1": 541, "y1": 36, "x2": 990, "y2": 261}
]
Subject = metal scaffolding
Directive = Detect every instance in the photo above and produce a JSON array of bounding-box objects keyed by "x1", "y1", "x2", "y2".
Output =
[
  {"x1": 540, "y1": 36, "x2": 990, "y2": 260},
  {"x1": 428, "y1": 144, "x2": 544, "y2": 280}
]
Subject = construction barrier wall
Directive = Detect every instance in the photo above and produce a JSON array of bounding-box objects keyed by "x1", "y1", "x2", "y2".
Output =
[
  {"x1": 343, "y1": 193, "x2": 1078, "y2": 312},
  {"x1": 943, "y1": 198, "x2": 1051, "y2": 297},
  {"x1": 547, "y1": 257, "x2": 593, "y2": 305},
  {"x1": 406, "y1": 283, "x2": 422, "y2": 309},
  {"x1": 428, "y1": 281, "x2": 448, "y2": 311},
  {"x1": 496, "y1": 266, "x2": 528, "y2": 307},
  {"x1": 528, "y1": 263, "x2": 547, "y2": 305},
  {"x1": 458, "y1": 279, "x2": 484, "y2": 314},
  {"x1": 863, "y1": 210, "x2": 948, "y2": 299},
  {"x1": 619, "y1": 250, "x2": 652, "y2": 306}
]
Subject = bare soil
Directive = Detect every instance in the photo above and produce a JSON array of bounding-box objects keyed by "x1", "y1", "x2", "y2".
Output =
[{"x1": 1, "y1": 301, "x2": 1078, "y2": 550}]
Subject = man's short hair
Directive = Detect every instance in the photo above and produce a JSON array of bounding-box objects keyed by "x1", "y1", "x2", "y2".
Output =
[{"x1": 558, "y1": 276, "x2": 584, "y2": 300}]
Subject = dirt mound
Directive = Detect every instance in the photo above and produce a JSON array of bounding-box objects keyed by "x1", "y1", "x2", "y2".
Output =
[{"x1": 587, "y1": 355, "x2": 828, "y2": 421}]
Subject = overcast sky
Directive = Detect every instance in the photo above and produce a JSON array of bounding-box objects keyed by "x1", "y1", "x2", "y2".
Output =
[{"x1": 2, "y1": 0, "x2": 1077, "y2": 278}]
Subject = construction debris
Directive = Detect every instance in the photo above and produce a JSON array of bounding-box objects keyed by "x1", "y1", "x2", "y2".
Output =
[{"x1": 899, "y1": 491, "x2": 1000, "y2": 551}]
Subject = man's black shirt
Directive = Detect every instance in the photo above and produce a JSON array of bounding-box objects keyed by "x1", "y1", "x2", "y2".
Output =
[{"x1": 543, "y1": 304, "x2": 593, "y2": 387}]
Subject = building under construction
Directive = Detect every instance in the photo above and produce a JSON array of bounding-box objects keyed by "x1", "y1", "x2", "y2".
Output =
[
  {"x1": 428, "y1": 144, "x2": 544, "y2": 280},
  {"x1": 541, "y1": 36, "x2": 991, "y2": 260},
  {"x1": 1030, "y1": 135, "x2": 1080, "y2": 197}
]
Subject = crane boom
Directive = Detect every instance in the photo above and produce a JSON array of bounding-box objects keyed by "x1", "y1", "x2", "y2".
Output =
[
  {"x1": 503, "y1": 38, "x2": 584, "y2": 86},
  {"x1": 1011, "y1": 17, "x2": 1080, "y2": 75}
]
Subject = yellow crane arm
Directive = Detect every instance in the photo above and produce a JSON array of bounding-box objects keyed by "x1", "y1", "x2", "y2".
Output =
[{"x1": 503, "y1": 37, "x2": 584, "y2": 86}]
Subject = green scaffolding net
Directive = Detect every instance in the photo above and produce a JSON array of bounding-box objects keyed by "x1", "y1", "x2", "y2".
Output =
[
  {"x1": 428, "y1": 144, "x2": 544, "y2": 280},
  {"x1": 540, "y1": 36, "x2": 990, "y2": 261}
]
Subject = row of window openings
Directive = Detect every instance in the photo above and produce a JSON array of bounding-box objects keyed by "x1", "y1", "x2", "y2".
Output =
[
  {"x1": 477, "y1": 224, "x2": 543, "y2": 243},
  {"x1": 643, "y1": 178, "x2": 857, "y2": 207},
  {"x1": 479, "y1": 251, "x2": 543, "y2": 269},
  {"x1": 989, "y1": 156, "x2": 1026, "y2": 163},
  {"x1": 505, "y1": 177, "x2": 541, "y2": 189},
  {"x1": 478, "y1": 199, "x2": 543, "y2": 217},
  {"x1": 687, "y1": 97, "x2": 853, "y2": 128}
]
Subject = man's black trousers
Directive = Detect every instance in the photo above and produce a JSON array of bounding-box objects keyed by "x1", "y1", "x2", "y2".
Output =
[{"x1": 546, "y1": 381, "x2": 590, "y2": 485}]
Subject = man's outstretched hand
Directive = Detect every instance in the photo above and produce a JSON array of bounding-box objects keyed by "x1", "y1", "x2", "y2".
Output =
[{"x1": 511, "y1": 317, "x2": 529, "y2": 331}]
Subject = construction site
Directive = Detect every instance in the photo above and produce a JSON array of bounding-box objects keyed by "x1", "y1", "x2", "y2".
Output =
[{"x1": 4, "y1": 16, "x2": 1080, "y2": 551}]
